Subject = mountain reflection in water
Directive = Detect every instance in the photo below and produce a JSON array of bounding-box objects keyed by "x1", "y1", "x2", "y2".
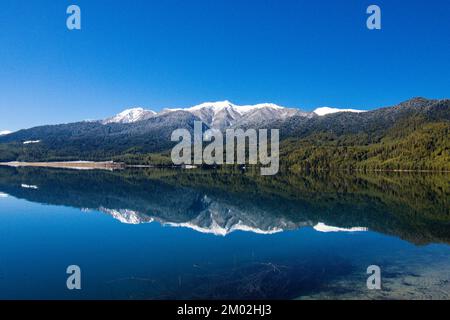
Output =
[
  {"x1": 1, "y1": 167, "x2": 450, "y2": 300},
  {"x1": 0, "y1": 167, "x2": 449, "y2": 244}
]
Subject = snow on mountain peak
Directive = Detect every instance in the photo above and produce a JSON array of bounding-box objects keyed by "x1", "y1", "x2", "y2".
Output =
[
  {"x1": 187, "y1": 100, "x2": 235, "y2": 111},
  {"x1": 103, "y1": 107, "x2": 157, "y2": 124},
  {"x1": 157, "y1": 101, "x2": 294, "y2": 129},
  {"x1": 102, "y1": 101, "x2": 299, "y2": 128},
  {"x1": 185, "y1": 101, "x2": 286, "y2": 114},
  {"x1": 0, "y1": 130, "x2": 12, "y2": 136},
  {"x1": 313, "y1": 107, "x2": 366, "y2": 116},
  {"x1": 236, "y1": 103, "x2": 285, "y2": 114}
]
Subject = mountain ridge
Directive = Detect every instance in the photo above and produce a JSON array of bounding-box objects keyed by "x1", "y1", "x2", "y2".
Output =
[
  {"x1": 102, "y1": 100, "x2": 310, "y2": 129},
  {"x1": 0, "y1": 97, "x2": 448, "y2": 171}
]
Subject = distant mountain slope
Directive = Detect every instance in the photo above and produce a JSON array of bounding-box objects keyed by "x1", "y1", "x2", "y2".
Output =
[
  {"x1": 0, "y1": 111, "x2": 202, "y2": 161},
  {"x1": 0, "y1": 97, "x2": 448, "y2": 170},
  {"x1": 103, "y1": 100, "x2": 307, "y2": 130},
  {"x1": 102, "y1": 107, "x2": 157, "y2": 124},
  {"x1": 280, "y1": 98, "x2": 450, "y2": 171},
  {"x1": 270, "y1": 98, "x2": 448, "y2": 139}
]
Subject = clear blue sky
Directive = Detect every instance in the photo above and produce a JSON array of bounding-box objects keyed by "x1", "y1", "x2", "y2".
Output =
[{"x1": 0, "y1": 0, "x2": 449, "y2": 130}]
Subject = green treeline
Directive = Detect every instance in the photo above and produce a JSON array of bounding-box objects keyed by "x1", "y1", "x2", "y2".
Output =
[{"x1": 281, "y1": 119, "x2": 450, "y2": 172}]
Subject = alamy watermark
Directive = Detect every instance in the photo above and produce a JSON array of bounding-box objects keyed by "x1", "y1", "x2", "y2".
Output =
[
  {"x1": 367, "y1": 265, "x2": 381, "y2": 290},
  {"x1": 367, "y1": 5, "x2": 381, "y2": 30},
  {"x1": 65, "y1": 5, "x2": 380, "y2": 31},
  {"x1": 171, "y1": 121, "x2": 279, "y2": 176},
  {"x1": 66, "y1": 265, "x2": 81, "y2": 290},
  {"x1": 66, "y1": 5, "x2": 81, "y2": 30}
]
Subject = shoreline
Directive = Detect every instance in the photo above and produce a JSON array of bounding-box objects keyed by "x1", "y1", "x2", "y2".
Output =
[
  {"x1": 0, "y1": 161, "x2": 126, "y2": 170},
  {"x1": 0, "y1": 161, "x2": 448, "y2": 173},
  {"x1": 0, "y1": 161, "x2": 198, "y2": 171}
]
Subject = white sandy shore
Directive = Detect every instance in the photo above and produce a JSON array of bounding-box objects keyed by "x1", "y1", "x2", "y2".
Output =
[{"x1": 0, "y1": 161, "x2": 124, "y2": 170}]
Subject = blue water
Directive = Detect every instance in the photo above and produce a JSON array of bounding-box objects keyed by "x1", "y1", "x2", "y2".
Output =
[{"x1": 0, "y1": 168, "x2": 449, "y2": 299}]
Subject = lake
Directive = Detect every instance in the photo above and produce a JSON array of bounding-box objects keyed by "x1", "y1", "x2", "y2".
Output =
[{"x1": 0, "y1": 166, "x2": 449, "y2": 299}]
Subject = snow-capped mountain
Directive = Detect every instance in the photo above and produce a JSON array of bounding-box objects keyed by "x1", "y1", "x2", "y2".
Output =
[
  {"x1": 166, "y1": 100, "x2": 286, "y2": 114},
  {"x1": 101, "y1": 102, "x2": 370, "y2": 126},
  {"x1": 1, "y1": 97, "x2": 445, "y2": 162},
  {"x1": 313, "y1": 107, "x2": 366, "y2": 116},
  {"x1": 102, "y1": 107, "x2": 157, "y2": 124},
  {"x1": 0, "y1": 130, "x2": 12, "y2": 136},
  {"x1": 231, "y1": 104, "x2": 310, "y2": 129},
  {"x1": 104, "y1": 101, "x2": 307, "y2": 130},
  {"x1": 180, "y1": 101, "x2": 304, "y2": 130},
  {"x1": 175, "y1": 101, "x2": 244, "y2": 130}
]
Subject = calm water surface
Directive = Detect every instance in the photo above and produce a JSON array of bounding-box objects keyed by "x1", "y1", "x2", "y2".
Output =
[{"x1": 0, "y1": 167, "x2": 449, "y2": 299}]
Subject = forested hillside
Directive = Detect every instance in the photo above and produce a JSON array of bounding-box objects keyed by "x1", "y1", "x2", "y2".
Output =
[{"x1": 0, "y1": 98, "x2": 448, "y2": 171}]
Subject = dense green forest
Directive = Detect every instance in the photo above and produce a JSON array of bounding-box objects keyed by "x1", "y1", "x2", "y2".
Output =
[
  {"x1": 281, "y1": 118, "x2": 450, "y2": 171},
  {"x1": 0, "y1": 119, "x2": 448, "y2": 171}
]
